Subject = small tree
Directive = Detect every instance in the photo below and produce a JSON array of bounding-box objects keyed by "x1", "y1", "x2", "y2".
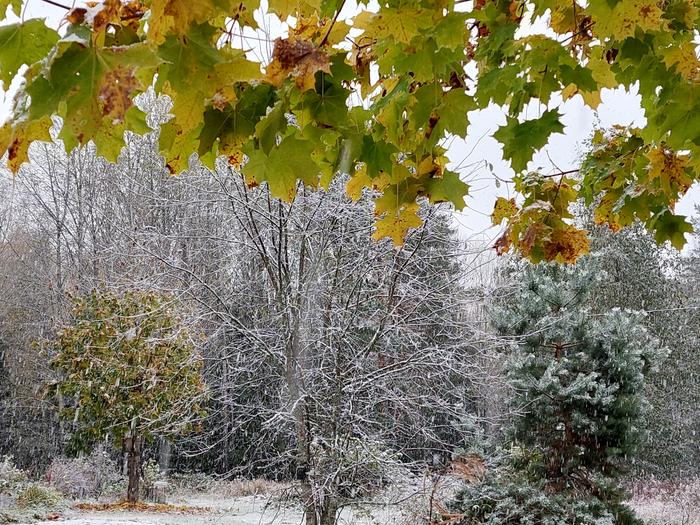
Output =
[
  {"x1": 48, "y1": 289, "x2": 206, "y2": 503},
  {"x1": 453, "y1": 260, "x2": 665, "y2": 524}
]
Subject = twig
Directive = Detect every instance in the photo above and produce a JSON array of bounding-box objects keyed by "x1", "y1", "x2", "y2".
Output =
[
  {"x1": 38, "y1": 0, "x2": 72, "y2": 10},
  {"x1": 319, "y1": 0, "x2": 347, "y2": 47}
]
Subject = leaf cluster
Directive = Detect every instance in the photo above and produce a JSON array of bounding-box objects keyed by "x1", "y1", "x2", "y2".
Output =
[
  {"x1": 1, "y1": 0, "x2": 699, "y2": 259},
  {"x1": 47, "y1": 289, "x2": 206, "y2": 453}
]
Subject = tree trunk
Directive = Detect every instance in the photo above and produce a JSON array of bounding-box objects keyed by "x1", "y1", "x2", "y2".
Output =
[
  {"x1": 125, "y1": 435, "x2": 143, "y2": 503},
  {"x1": 319, "y1": 500, "x2": 338, "y2": 525},
  {"x1": 158, "y1": 438, "x2": 171, "y2": 476},
  {"x1": 303, "y1": 497, "x2": 338, "y2": 525}
]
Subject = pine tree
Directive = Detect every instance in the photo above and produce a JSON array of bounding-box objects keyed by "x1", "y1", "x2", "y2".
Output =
[{"x1": 453, "y1": 260, "x2": 665, "y2": 524}]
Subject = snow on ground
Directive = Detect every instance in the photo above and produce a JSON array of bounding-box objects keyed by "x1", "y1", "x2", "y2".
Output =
[{"x1": 26, "y1": 491, "x2": 422, "y2": 525}]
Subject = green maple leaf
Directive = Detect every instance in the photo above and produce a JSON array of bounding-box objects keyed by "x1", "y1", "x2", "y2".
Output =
[
  {"x1": 494, "y1": 110, "x2": 565, "y2": 173},
  {"x1": 255, "y1": 102, "x2": 288, "y2": 155},
  {"x1": 0, "y1": 19, "x2": 59, "y2": 88},
  {"x1": 157, "y1": 24, "x2": 261, "y2": 134},
  {"x1": 0, "y1": 0, "x2": 21, "y2": 16},
  {"x1": 423, "y1": 170, "x2": 469, "y2": 210},
  {"x1": 651, "y1": 211, "x2": 693, "y2": 250},
  {"x1": 243, "y1": 136, "x2": 320, "y2": 200},
  {"x1": 26, "y1": 41, "x2": 160, "y2": 156}
]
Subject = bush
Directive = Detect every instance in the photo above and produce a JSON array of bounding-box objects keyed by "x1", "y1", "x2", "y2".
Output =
[
  {"x1": 15, "y1": 484, "x2": 61, "y2": 508},
  {"x1": 0, "y1": 456, "x2": 27, "y2": 496},
  {"x1": 47, "y1": 446, "x2": 123, "y2": 500},
  {"x1": 141, "y1": 458, "x2": 166, "y2": 501},
  {"x1": 452, "y1": 475, "x2": 642, "y2": 525},
  {"x1": 167, "y1": 471, "x2": 217, "y2": 494}
]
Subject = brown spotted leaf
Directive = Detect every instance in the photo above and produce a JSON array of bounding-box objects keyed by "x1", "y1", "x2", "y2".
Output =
[{"x1": 265, "y1": 37, "x2": 330, "y2": 92}]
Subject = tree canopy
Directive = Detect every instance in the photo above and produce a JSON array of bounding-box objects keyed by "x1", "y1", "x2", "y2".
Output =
[
  {"x1": 48, "y1": 289, "x2": 206, "y2": 452},
  {"x1": 1, "y1": 0, "x2": 699, "y2": 261}
]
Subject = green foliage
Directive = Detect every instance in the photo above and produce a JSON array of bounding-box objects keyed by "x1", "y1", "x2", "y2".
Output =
[
  {"x1": 494, "y1": 262, "x2": 663, "y2": 485},
  {"x1": 494, "y1": 110, "x2": 564, "y2": 174},
  {"x1": 451, "y1": 260, "x2": 664, "y2": 523},
  {"x1": 48, "y1": 289, "x2": 206, "y2": 454},
  {"x1": 1, "y1": 0, "x2": 699, "y2": 260},
  {"x1": 579, "y1": 128, "x2": 695, "y2": 250},
  {"x1": 453, "y1": 473, "x2": 642, "y2": 525},
  {"x1": 0, "y1": 19, "x2": 58, "y2": 88}
]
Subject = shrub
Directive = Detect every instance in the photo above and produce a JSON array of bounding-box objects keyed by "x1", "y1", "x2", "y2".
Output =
[
  {"x1": 47, "y1": 446, "x2": 122, "y2": 499},
  {"x1": 141, "y1": 458, "x2": 166, "y2": 501},
  {"x1": 0, "y1": 456, "x2": 27, "y2": 496},
  {"x1": 452, "y1": 474, "x2": 642, "y2": 525},
  {"x1": 15, "y1": 484, "x2": 61, "y2": 508},
  {"x1": 167, "y1": 471, "x2": 217, "y2": 494}
]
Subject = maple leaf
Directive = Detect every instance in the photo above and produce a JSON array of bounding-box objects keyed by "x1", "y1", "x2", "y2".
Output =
[
  {"x1": 265, "y1": 37, "x2": 331, "y2": 92},
  {"x1": 423, "y1": 170, "x2": 469, "y2": 210},
  {"x1": 494, "y1": 110, "x2": 565, "y2": 173},
  {"x1": 243, "y1": 136, "x2": 321, "y2": 200},
  {"x1": 372, "y1": 203, "x2": 423, "y2": 245},
  {"x1": 646, "y1": 146, "x2": 692, "y2": 197},
  {"x1": 0, "y1": 117, "x2": 52, "y2": 173},
  {"x1": 662, "y1": 42, "x2": 700, "y2": 81},
  {"x1": 589, "y1": 0, "x2": 664, "y2": 40},
  {"x1": 148, "y1": 0, "x2": 219, "y2": 43},
  {"x1": 651, "y1": 211, "x2": 693, "y2": 250},
  {"x1": 543, "y1": 225, "x2": 590, "y2": 264},
  {"x1": 354, "y1": 8, "x2": 434, "y2": 44},
  {"x1": 24, "y1": 41, "x2": 160, "y2": 157},
  {"x1": 0, "y1": 0, "x2": 21, "y2": 16},
  {"x1": 492, "y1": 197, "x2": 518, "y2": 225},
  {"x1": 268, "y1": 0, "x2": 321, "y2": 20},
  {"x1": 0, "y1": 20, "x2": 59, "y2": 88}
]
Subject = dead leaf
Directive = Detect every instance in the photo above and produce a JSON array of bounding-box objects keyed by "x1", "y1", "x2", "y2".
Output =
[{"x1": 265, "y1": 37, "x2": 331, "y2": 92}]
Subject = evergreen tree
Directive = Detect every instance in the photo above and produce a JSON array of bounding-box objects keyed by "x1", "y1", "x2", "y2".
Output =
[
  {"x1": 453, "y1": 260, "x2": 664, "y2": 524},
  {"x1": 584, "y1": 219, "x2": 699, "y2": 478}
]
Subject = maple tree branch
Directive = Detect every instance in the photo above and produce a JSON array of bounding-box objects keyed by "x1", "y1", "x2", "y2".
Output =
[
  {"x1": 319, "y1": 0, "x2": 347, "y2": 47},
  {"x1": 540, "y1": 168, "x2": 580, "y2": 178},
  {"x1": 38, "y1": 0, "x2": 72, "y2": 10},
  {"x1": 559, "y1": 20, "x2": 595, "y2": 45}
]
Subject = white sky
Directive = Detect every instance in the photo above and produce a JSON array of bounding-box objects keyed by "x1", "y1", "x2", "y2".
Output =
[{"x1": 2, "y1": 0, "x2": 698, "y2": 249}]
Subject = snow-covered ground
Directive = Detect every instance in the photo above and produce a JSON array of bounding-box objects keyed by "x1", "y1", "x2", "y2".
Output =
[
  {"x1": 24, "y1": 487, "x2": 427, "y2": 525},
  {"x1": 16, "y1": 479, "x2": 700, "y2": 525}
]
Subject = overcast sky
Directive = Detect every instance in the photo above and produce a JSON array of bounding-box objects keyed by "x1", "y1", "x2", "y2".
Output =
[{"x1": 2, "y1": 0, "x2": 698, "y2": 250}]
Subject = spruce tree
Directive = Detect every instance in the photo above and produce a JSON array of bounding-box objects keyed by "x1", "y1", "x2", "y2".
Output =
[{"x1": 453, "y1": 260, "x2": 664, "y2": 524}]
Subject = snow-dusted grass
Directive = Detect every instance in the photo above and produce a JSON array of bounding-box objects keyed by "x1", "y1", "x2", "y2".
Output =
[
  {"x1": 22, "y1": 475, "x2": 437, "y2": 525},
  {"x1": 629, "y1": 478, "x2": 700, "y2": 525},
  {"x1": 17, "y1": 477, "x2": 700, "y2": 525}
]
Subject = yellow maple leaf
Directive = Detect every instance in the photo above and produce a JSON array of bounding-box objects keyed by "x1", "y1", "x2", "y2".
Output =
[
  {"x1": 372, "y1": 203, "x2": 423, "y2": 245},
  {"x1": 492, "y1": 197, "x2": 518, "y2": 225},
  {"x1": 647, "y1": 146, "x2": 692, "y2": 197},
  {"x1": 148, "y1": 0, "x2": 217, "y2": 43},
  {"x1": 0, "y1": 117, "x2": 52, "y2": 173},
  {"x1": 543, "y1": 225, "x2": 590, "y2": 264},
  {"x1": 346, "y1": 164, "x2": 372, "y2": 200},
  {"x1": 591, "y1": 0, "x2": 664, "y2": 41},
  {"x1": 561, "y1": 83, "x2": 602, "y2": 109},
  {"x1": 662, "y1": 42, "x2": 700, "y2": 81}
]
